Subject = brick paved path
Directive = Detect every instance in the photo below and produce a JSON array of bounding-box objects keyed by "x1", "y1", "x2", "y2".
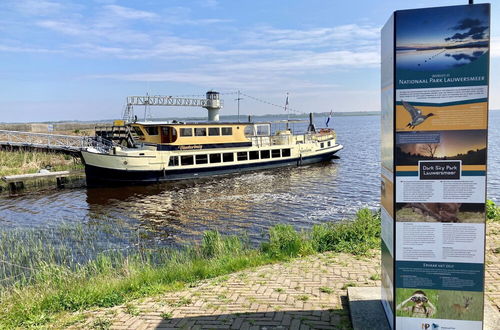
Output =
[{"x1": 74, "y1": 222, "x2": 499, "y2": 330}]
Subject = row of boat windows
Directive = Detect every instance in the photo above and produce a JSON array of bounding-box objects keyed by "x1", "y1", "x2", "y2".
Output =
[
  {"x1": 136, "y1": 126, "x2": 233, "y2": 137},
  {"x1": 320, "y1": 141, "x2": 332, "y2": 148},
  {"x1": 168, "y1": 148, "x2": 292, "y2": 166}
]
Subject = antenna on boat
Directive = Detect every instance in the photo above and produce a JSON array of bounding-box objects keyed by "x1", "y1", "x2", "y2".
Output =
[
  {"x1": 143, "y1": 92, "x2": 150, "y2": 121},
  {"x1": 235, "y1": 90, "x2": 243, "y2": 122},
  {"x1": 284, "y1": 92, "x2": 289, "y2": 130}
]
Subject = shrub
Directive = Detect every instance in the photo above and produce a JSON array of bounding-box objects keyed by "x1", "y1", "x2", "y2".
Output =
[
  {"x1": 486, "y1": 200, "x2": 500, "y2": 222},
  {"x1": 311, "y1": 208, "x2": 380, "y2": 255},
  {"x1": 261, "y1": 224, "x2": 312, "y2": 258}
]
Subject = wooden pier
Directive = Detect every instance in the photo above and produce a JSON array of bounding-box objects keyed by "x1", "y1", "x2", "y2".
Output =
[{"x1": 2, "y1": 171, "x2": 72, "y2": 192}]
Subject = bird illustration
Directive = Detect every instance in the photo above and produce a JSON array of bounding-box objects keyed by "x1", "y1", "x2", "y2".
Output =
[{"x1": 402, "y1": 100, "x2": 434, "y2": 129}]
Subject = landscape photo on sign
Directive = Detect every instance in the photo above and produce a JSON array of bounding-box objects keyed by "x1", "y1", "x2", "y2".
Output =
[
  {"x1": 395, "y1": 5, "x2": 489, "y2": 72},
  {"x1": 395, "y1": 129, "x2": 487, "y2": 166},
  {"x1": 396, "y1": 288, "x2": 484, "y2": 321},
  {"x1": 395, "y1": 202, "x2": 485, "y2": 223}
]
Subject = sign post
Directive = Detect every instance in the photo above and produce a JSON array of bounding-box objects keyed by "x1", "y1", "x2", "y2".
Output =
[{"x1": 381, "y1": 3, "x2": 490, "y2": 329}]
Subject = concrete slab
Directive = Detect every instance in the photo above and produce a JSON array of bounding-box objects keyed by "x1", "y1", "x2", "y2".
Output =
[
  {"x1": 348, "y1": 287, "x2": 390, "y2": 330},
  {"x1": 348, "y1": 287, "x2": 500, "y2": 330}
]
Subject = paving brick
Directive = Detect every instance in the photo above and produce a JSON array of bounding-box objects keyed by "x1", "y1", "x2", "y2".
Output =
[{"x1": 71, "y1": 223, "x2": 500, "y2": 330}]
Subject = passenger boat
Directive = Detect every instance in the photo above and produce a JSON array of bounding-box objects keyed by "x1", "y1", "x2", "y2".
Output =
[{"x1": 81, "y1": 91, "x2": 343, "y2": 185}]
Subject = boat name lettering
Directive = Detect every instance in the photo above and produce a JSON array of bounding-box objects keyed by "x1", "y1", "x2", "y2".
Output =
[{"x1": 179, "y1": 145, "x2": 203, "y2": 150}]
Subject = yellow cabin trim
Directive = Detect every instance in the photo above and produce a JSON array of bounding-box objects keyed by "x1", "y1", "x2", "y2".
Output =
[{"x1": 131, "y1": 123, "x2": 251, "y2": 145}]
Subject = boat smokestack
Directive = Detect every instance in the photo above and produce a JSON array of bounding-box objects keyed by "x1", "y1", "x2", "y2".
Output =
[
  {"x1": 307, "y1": 112, "x2": 316, "y2": 132},
  {"x1": 204, "y1": 91, "x2": 222, "y2": 121}
]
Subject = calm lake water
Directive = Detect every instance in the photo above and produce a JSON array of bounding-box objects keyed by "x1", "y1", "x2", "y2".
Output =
[{"x1": 1, "y1": 112, "x2": 499, "y2": 251}]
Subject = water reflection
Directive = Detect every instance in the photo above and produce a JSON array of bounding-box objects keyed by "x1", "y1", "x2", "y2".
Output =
[{"x1": 85, "y1": 162, "x2": 341, "y2": 245}]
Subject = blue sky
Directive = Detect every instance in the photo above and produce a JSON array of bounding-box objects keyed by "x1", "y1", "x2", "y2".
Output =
[{"x1": 0, "y1": 0, "x2": 498, "y2": 122}]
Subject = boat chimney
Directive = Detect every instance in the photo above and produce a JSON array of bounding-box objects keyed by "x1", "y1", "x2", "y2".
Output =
[
  {"x1": 204, "y1": 91, "x2": 222, "y2": 121},
  {"x1": 307, "y1": 112, "x2": 316, "y2": 132},
  {"x1": 248, "y1": 115, "x2": 252, "y2": 122}
]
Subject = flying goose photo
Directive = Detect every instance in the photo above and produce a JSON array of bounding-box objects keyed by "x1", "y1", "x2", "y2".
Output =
[{"x1": 402, "y1": 100, "x2": 435, "y2": 129}]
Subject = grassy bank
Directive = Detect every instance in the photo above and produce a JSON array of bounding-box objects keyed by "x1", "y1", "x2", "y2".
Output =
[
  {"x1": 0, "y1": 209, "x2": 380, "y2": 329},
  {"x1": 1, "y1": 202, "x2": 499, "y2": 329},
  {"x1": 0, "y1": 150, "x2": 82, "y2": 178},
  {"x1": 0, "y1": 149, "x2": 83, "y2": 191}
]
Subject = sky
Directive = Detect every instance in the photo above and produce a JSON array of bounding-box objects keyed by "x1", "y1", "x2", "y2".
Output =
[
  {"x1": 0, "y1": 0, "x2": 498, "y2": 123},
  {"x1": 399, "y1": 130, "x2": 486, "y2": 157}
]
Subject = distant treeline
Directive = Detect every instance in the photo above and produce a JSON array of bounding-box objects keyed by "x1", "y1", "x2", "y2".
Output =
[{"x1": 396, "y1": 147, "x2": 486, "y2": 165}]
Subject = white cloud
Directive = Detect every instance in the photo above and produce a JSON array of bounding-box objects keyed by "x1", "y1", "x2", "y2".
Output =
[
  {"x1": 37, "y1": 20, "x2": 85, "y2": 36},
  {"x1": 0, "y1": 44, "x2": 60, "y2": 53},
  {"x1": 104, "y1": 5, "x2": 158, "y2": 20},
  {"x1": 244, "y1": 24, "x2": 380, "y2": 49},
  {"x1": 14, "y1": 0, "x2": 64, "y2": 16},
  {"x1": 491, "y1": 37, "x2": 500, "y2": 58}
]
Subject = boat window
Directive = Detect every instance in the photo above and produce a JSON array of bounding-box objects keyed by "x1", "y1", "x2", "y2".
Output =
[
  {"x1": 209, "y1": 153, "x2": 221, "y2": 163},
  {"x1": 168, "y1": 156, "x2": 179, "y2": 166},
  {"x1": 180, "y1": 128, "x2": 193, "y2": 137},
  {"x1": 237, "y1": 151, "x2": 248, "y2": 161},
  {"x1": 244, "y1": 125, "x2": 254, "y2": 136},
  {"x1": 221, "y1": 127, "x2": 232, "y2": 136},
  {"x1": 249, "y1": 150, "x2": 259, "y2": 160},
  {"x1": 256, "y1": 124, "x2": 270, "y2": 136},
  {"x1": 195, "y1": 128, "x2": 207, "y2": 136},
  {"x1": 181, "y1": 155, "x2": 194, "y2": 165},
  {"x1": 223, "y1": 152, "x2": 234, "y2": 162},
  {"x1": 328, "y1": 141, "x2": 331, "y2": 147},
  {"x1": 271, "y1": 149, "x2": 281, "y2": 158},
  {"x1": 260, "y1": 150, "x2": 270, "y2": 159},
  {"x1": 145, "y1": 126, "x2": 158, "y2": 135},
  {"x1": 320, "y1": 142, "x2": 324, "y2": 148},
  {"x1": 282, "y1": 148, "x2": 291, "y2": 157},
  {"x1": 132, "y1": 126, "x2": 144, "y2": 136},
  {"x1": 161, "y1": 126, "x2": 177, "y2": 143},
  {"x1": 209, "y1": 127, "x2": 220, "y2": 136},
  {"x1": 196, "y1": 154, "x2": 208, "y2": 164}
]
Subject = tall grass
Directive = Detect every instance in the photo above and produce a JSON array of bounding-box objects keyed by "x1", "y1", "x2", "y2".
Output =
[
  {"x1": 0, "y1": 209, "x2": 380, "y2": 329},
  {"x1": 0, "y1": 150, "x2": 82, "y2": 178},
  {"x1": 1, "y1": 201, "x2": 497, "y2": 329},
  {"x1": 486, "y1": 200, "x2": 500, "y2": 222}
]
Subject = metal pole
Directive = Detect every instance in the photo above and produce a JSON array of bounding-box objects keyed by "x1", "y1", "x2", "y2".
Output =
[
  {"x1": 285, "y1": 92, "x2": 289, "y2": 130},
  {"x1": 469, "y1": 0, "x2": 473, "y2": 4},
  {"x1": 235, "y1": 90, "x2": 243, "y2": 122}
]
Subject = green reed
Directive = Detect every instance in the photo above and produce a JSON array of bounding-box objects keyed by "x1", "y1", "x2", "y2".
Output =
[{"x1": 0, "y1": 150, "x2": 82, "y2": 177}]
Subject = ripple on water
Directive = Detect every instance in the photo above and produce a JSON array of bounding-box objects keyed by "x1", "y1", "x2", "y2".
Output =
[{"x1": 1, "y1": 113, "x2": 499, "y2": 251}]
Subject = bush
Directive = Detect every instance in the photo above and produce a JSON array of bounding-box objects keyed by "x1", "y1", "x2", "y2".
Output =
[
  {"x1": 311, "y1": 208, "x2": 380, "y2": 255},
  {"x1": 261, "y1": 224, "x2": 313, "y2": 258},
  {"x1": 200, "y1": 230, "x2": 244, "y2": 258},
  {"x1": 486, "y1": 200, "x2": 500, "y2": 222}
]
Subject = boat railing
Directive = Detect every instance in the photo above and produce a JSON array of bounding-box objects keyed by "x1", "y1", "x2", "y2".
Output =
[
  {"x1": 250, "y1": 136, "x2": 272, "y2": 147},
  {"x1": 87, "y1": 136, "x2": 116, "y2": 153}
]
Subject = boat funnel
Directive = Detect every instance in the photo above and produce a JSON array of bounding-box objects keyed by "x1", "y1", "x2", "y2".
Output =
[
  {"x1": 204, "y1": 91, "x2": 222, "y2": 121},
  {"x1": 307, "y1": 113, "x2": 316, "y2": 132}
]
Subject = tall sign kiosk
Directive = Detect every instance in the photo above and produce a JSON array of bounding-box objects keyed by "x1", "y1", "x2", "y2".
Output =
[{"x1": 381, "y1": 3, "x2": 490, "y2": 329}]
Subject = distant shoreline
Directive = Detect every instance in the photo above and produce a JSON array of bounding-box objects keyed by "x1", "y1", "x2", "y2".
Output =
[{"x1": 0, "y1": 111, "x2": 381, "y2": 126}]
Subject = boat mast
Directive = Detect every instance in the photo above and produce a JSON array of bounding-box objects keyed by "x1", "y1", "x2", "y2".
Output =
[
  {"x1": 285, "y1": 92, "x2": 289, "y2": 130},
  {"x1": 235, "y1": 90, "x2": 243, "y2": 122}
]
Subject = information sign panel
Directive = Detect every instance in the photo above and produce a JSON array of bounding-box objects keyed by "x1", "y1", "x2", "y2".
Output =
[{"x1": 381, "y1": 4, "x2": 490, "y2": 329}]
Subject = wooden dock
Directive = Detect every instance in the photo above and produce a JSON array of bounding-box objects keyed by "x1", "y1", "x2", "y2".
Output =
[{"x1": 2, "y1": 171, "x2": 72, "y2": 192}]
